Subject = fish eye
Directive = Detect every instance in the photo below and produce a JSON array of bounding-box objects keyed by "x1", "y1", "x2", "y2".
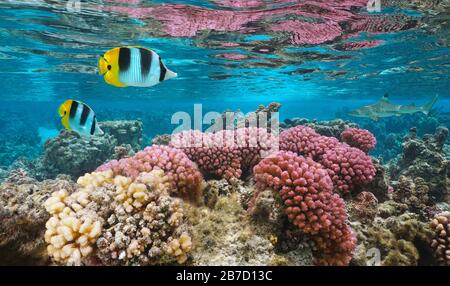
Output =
[{"x1": 107, "y1": 65, "x2": 112, "y2": 70}]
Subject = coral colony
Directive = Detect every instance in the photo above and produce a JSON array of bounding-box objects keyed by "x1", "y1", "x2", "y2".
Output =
[{"x1": 2, "y1": 101, "x2": 448, "y2": 266}]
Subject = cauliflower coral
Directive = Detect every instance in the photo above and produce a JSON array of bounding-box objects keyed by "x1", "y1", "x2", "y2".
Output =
[
  {"x1": 253, "y1": 151, "x2": 356, "y2": 265},
  {"x1": 44, "y1": 169, "x2": 193, "y2": 266}
]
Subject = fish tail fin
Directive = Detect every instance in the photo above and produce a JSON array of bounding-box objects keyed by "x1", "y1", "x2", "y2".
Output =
[
  {"x1": 422, "y1": 94, "x2": 438, "y2": 115},
  {"x1": 165, "y1": 69, "x2": 178, "y2": 80}
]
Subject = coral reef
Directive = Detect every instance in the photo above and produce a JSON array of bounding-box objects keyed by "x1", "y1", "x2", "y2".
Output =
[
  {"x1": 387, "y1": 127, "x2": 449, "y2": 202},
  {"x1": 392, "y1": 176, "x2": 430, "y2": 217},
  {"x1": 351, "y1": 212, "x2": 433, "y2": 266},
  {"x1": 430, "y1": 212, "x2": 450, "y2": 266},
  {"x1": 188, "y1": 190, "x2": 313, "y2": 266},
  {"x1": 0, "y1": 169, "x2": 77, "y2": 265},
  {"x1": 280, "y1": 118, "x2": 358, "y2": 138},
  {"x1": 253, "y1": 151, "x2": 356, "y2": 265},
  {"x1": 44, "y1": 169, "x2": 193, "y2": 266},
  {"x1": 279, "y1": 125, "x2": 376, "y2": 193},
  {"x1": 348, "y1": 192, "x2": 379, "y2": 223},
  {"x1": 321, "y1": 146, "x2": 376, "y2": 193},
  {"x1": 340, "y1": 128, "x2": 377, "y2": 153},
  {"x1": 40, "y1": 130, "x2": 118, "y2": 180},
  {"x1": 169, "y1": 127, "x2": 278, "y2": 181},
  {"x1": 96, "y1": 145, "x2": 204, "y2": 203},
  {"x1": 209, "y1": 102, "x2": 281, "y2": 133},
  {"x1": 99, "y1": 120, "x2": 143, "y2": 151}
]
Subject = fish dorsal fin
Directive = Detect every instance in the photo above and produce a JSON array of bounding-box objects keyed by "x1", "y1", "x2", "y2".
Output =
[{"x1": 379, "y1": 93, "x2": 390, "y2": 103}]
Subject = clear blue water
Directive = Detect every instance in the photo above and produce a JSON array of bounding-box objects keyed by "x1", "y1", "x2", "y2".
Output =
[{"x1": 0, "y1": 0, "x2": 449, "y2": 164}]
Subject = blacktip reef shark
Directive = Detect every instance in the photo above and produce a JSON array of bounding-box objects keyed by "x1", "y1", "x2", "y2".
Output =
[{"x1": 348, "y1": 93, "x2": 439, "y2": 121}]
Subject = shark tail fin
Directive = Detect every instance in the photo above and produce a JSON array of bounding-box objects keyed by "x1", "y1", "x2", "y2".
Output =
[{"x1": 422, "y1": 94, "x2": 438, "y2": 115}]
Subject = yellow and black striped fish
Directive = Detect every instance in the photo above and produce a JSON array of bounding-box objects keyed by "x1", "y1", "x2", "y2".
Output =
[
  {"x1": 98, "y1": 46, "x2": 177, "y2": 88},
  {"x1": 58, "y1": 100, "x2": 104, "y2": 136}
]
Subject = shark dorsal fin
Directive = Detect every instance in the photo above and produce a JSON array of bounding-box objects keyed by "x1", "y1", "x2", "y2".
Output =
[{"x1": 379, "y1": 93, "x2": 390, "y2": 103}]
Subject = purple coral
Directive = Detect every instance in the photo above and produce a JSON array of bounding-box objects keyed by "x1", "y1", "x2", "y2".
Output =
[{"x1": 253, "y1": 151, "x2": 356, "y2": 266}]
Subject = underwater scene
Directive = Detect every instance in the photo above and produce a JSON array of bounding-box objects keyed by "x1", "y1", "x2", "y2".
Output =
[{"x1": 0, "y1": 0, "x2": 449, "y2": 267}]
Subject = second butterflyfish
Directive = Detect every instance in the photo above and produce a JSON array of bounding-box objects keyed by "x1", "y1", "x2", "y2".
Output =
[
  {"x1": 58, "y1": 99, "x2": 104, "y2": 136},
  {"x1": 98, "y1": 46, "x2": 177, "y2": 88}
]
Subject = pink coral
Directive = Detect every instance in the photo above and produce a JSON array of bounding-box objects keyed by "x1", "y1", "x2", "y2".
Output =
[
  {"x1": 96, "y1": 145, "x2": 203, "y2": 203},
  {"x1": 320, "y1": 145, "x2": 376, "y2": 193},
  {"x1": 279, "y1": 126, "x2": 340, "y2": 160},
  {"x1": 280, "y1": 125, "x2": 376, "y2": 192},
  {"x1": 340, "y1": 128, "x2": 376, "y2": 153},
  {"x1": 253, "y1": 151, "x2": 356, "y2": 265},
  {"x1": 170, "y1": 127, "x2": 278, "y2": 180}
]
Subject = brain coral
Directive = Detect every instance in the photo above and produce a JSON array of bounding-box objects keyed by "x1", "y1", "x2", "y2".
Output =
[
  {"x1": 341, "y1": 128, "x2": 376, "y2": 153},
  {"x1": 253, "y1": 151, "x2": 356, "y2": 265},
  {"x1": 96, "y1": 145, "x2": 203, "y2": 203},
  {"x1": 169, "y1": 127, "x2": 278, "y2": 180},
  {"x1": 44, "y1": 169, "x2": 193, "y2": 266}
]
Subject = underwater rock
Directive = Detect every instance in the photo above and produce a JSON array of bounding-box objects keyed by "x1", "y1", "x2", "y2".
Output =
[
  {"x1": 99, "y1": 120, "x2": 143, "y2": 152},
  {"x1": 392, "y1": 176, "x2": 430, "y2": 218},
  {"x1": 280, "y1": 118, "x2": 358, "y2": 138},
  {"x1": 39, "y1": 130, "x2": 118, "y2": 180},
  {"x1": 151, "y1": 133, "x2": 171, "y2": 146},
  {"x1": 351, "y1": 212, "x2": 433, "y2": 266},
  {"x1": 387, "y1": 127, "x2": 449, "y2": 202},
  {"x1": 348, "y1": 192, "x2": 379, "y2": 223},
  {"x1": 203, "y1": 178, "x2": 246, "y2": 209},
  {"x1": 430, "y1": 211, "x2": 450, "y2": 266},
  {"x1": 187, "y1": 190, "x2": 313, "y2": 266},
  {"x1": 0, "y1": 169, "x2": 76, "y2": 265},
  {"x1": 209, "y1": 102, "x2": 281, "y2": 133}
]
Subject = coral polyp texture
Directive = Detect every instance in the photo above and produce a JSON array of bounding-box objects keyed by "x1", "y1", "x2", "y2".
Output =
[
  {"x1": 320, "y1": 146, "x2": 376, "y2": 193},
  {"x1": 96, "y1": 145, "x2": 204, "y2": 203},
  {"x1": 44, "y1": 169, "x2": 193, "y2": 266},
  {"x1": 430, "y1": 212, "x2": 450, "y2": 266},
  {"x1": 340, "y1": 128, "x2": 377, "y2": 153},
  {"x1": 279, "y1": 125, "x2": 376, "y2": 193},
  {"x1": 169, "y1": 127, "x2": 278, "y2": 180},
  {"x1": 253, "y1": 151, "x2": 356, "y2": 265}
]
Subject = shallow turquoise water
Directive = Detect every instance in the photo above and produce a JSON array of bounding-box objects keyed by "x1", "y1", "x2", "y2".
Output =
[{"x1": 0, "y1": 0, "x2": 449, "y2": 159}]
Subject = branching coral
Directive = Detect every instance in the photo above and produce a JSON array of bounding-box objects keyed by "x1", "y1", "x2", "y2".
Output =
[
  {"x1": 253, "y1": 151, "x2": 356, "y2": 265},
  {"x1": 170, "y1": 127, "x2": 278, "y2": 181},
  {"x1": 44, "y1": 169, "x2": 193, "y2": 266},
  {"x1": 96, "y1": 145, "x2": 204, "y2": 203},
  {"x1": 341, "y1": 128, "x2": 376, "y2": 153}
]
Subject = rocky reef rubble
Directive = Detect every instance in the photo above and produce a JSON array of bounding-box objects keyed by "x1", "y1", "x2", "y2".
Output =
[
  {"x1": 2, "y1": 120, "x2": 144, "y2": 182},
  {"x1": 387, "y1": 127, "x2": 449, "y2": 202},
  {"x1": 0, "y1": 169, "x2": 77, "y2": 265}
]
